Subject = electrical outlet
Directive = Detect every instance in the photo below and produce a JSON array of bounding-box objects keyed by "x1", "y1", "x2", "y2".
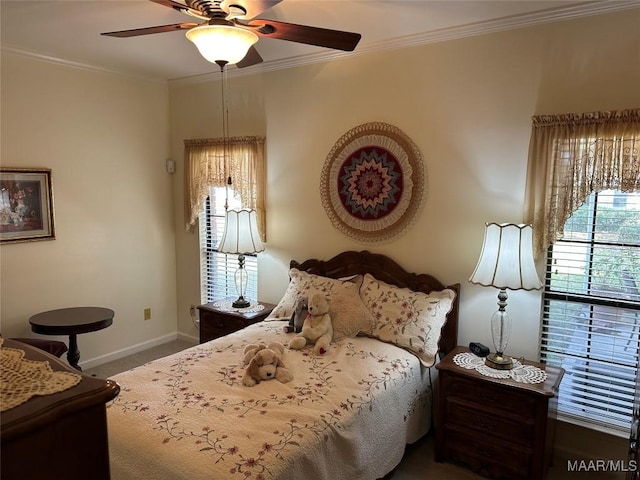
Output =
[
  {"x1": 189, "y1": 305, "x2": 196, "y2": 316},
  {"x1": 144, "y1": 308, "x2": 151, "y2": 321}
]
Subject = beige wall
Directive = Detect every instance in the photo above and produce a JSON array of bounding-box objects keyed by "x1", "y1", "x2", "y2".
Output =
[
  {"x1": 171, "y1": 9, "x2": 640, "y2": 361},
  {"x1": 0, "y1": 4, "x2": 637, "y2": 457},
  {"x1": 0, "y1": 53, "x2": 177, "y2": 366},
  {"x1": 170, "y1": 74, "x2": 267, "y2": 338}
]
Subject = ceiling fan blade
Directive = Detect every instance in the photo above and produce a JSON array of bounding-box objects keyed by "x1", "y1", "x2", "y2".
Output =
[
  {"x1": 101, "y1": 23, "x2": 198, "y2": 38},
  {"x1": 222, "y1": 0, "x2": 282, "y2": 20},
  {"x1": 236, "y1": 45, "x2": 264, "y2": 68},
  {"x1": 245, "y1": 19, "x2": 361, "y2": 51}
]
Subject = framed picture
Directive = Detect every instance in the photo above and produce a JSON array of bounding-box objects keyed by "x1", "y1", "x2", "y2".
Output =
[{"x1": 0, "y1": 168, "x2": 55, "y2": 244}]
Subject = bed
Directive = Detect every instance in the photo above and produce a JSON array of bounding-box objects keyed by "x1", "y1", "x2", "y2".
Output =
[{"x1": 107, "y1": 250, "x2": 460, "y2": 479}]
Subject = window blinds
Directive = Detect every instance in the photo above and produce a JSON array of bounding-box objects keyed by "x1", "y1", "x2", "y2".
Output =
[{"x1": 541, "y1": 190, "x2": 640, "y2": 432}]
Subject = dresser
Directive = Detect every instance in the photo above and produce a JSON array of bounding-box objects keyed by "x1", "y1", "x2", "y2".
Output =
[
  {"x1": 197, "y1": 299, "x2": 276, "y2": 343},
  {"x1": 1, "y1": 338, "x2": 120, "y2": 480},
  {"x1": 435, "y1": 346, "x2": 564, "y2": 480}
]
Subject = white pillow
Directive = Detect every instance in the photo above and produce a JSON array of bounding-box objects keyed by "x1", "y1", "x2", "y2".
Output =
[{"x1": 360, "y1": 273, "x2": 456, "y2": 366}]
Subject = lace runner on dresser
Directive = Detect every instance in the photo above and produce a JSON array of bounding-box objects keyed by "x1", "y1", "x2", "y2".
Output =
[
  {"x1": 453, "y1": 352, "x2": 548, "y2": 384},
  {"x1": 0, "y1": 338, "x2": 81, "y2": 412}
]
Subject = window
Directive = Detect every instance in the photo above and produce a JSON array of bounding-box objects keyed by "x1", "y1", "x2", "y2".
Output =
[
  {"x1": 184, "y1": 136, "x2": 265, "y2": 306},
  {"x1": 199, "y1": 186, "x2": 258, "y2": 304},
  {"x1": 540, "y1": 190, "x2": 640, "y2": 433}
]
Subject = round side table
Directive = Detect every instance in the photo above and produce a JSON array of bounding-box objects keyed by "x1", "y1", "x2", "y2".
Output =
[{"x1": 29, "y1": 306, "x2": 114, "y2": 371}]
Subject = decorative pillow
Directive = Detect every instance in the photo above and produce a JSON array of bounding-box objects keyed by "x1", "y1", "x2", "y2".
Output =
[
  {"x1": 360, "y1": 273, "x2": 456, "y2": 367},
  {"x1": 328, "y1": 275, "x2": 375, "y2": 340},
  {"x1": 266, "y1": 268, "x2": 343, "y2": 320},
  {"x1": 266, "y1": 269, "x2": 374, "y2": 339}
]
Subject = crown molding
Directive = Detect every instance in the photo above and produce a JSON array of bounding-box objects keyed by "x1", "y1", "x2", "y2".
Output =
[
  {"x1": 0, "y1": 44, "x2": 168, "y2": 85},
  {"x1": 365, "y1": 0, "x2": 640, "y2": 53},
  {"x1": 3, "y1": 0, "x2": 638, "y2": 86},
  {"x1": 170, "y1": 0, "x2": 640, "y2": 85}
]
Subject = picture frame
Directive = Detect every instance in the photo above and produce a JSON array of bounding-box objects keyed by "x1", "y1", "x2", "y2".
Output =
[{"x1": 0, "y1": 168, "x2": 55, "y2": 244}]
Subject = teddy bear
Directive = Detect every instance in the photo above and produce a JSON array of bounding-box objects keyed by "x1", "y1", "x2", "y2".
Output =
[
  {"x1": 283, "y1": 296, "x2": 308, "y2": 334},
  {"x1": 242, "y1": 342, "x2": 293, "y2": 387},
  {"x1": 288, "y1": 293, "x2": 333, "y2": 355}
]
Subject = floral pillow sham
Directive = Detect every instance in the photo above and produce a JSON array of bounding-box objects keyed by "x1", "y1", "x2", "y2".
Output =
[{"x1": 359, "y1": 273, "x2": 456, "y2": 367}]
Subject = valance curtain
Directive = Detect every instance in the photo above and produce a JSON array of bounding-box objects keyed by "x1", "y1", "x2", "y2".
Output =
[
  {"x1": 184, "y1": 136, "x2": 266, "y2": 242},
  {"x1": 524, "y1": 109, "x2": 640, "y2": 259}
]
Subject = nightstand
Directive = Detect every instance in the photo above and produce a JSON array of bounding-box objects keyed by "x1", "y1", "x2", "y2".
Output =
[
  {"x1": 435, "y1": 346, "x2": 564, "y2": 480},
  {"x1": 197, "y1": 299, "x2": 276, "y2": 343}
]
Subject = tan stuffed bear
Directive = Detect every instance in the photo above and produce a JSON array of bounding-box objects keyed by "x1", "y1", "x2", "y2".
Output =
[
  {"x1": 288, "y1": 293, "x2": 333, "y2": 355},
  {"x1": 242, "y1": 342, "x2": 293, "y2": 387}
]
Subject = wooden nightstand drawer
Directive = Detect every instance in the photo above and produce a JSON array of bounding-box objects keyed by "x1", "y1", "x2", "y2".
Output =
[
  {"x1": 447, "y1": 399, "x2": 535, "y2": 447},
  {"x1": 203, "y1": 314, "x2": 252, "y2": 332},
  {"x1": 447, "y1": 375, "x2": 537, "y2": 418},
  {"x1": 201, "y1": 321, "x2": 246, "y2": 341},
  {"x1": 443, "y1": 426, "x2": 532, "y2": 479},
  {"x1": 197, "y1": 300, "x2": 275, "y2": 343}
]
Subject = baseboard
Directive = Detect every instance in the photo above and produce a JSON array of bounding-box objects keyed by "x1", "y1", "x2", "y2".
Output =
[
  {"x1": 79, "y1": 332, "x2": 182, "y2": 370},
  {"x1": 178, "y1": 331, "x2": 199, "y2": 344}
]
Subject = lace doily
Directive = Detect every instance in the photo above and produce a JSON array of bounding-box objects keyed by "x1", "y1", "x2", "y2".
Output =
[
  {"x1": 1, "y1": 338, "x2": 82, "y2": 412},
  {"x1": 212, "y1": 299, "x2": 265, "y2": 314},
  {"x1": 453, "y1": 352, "x2": 548, "y2": 384}
]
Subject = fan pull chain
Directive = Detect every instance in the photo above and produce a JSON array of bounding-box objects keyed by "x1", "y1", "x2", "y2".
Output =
[{"x1": 216, "y1": 60, "x2": 230, "y2": 211}]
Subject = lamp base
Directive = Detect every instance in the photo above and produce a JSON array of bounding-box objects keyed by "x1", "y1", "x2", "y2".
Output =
[
  {"x1": 232, "y1": 296, "x2": 250, "y2": 309},
  {"x1": 485, "y1": 352, "x2": 513, "y2": 370}
]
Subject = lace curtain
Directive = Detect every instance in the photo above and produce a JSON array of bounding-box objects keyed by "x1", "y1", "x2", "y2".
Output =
[
  {"x1": 184, "y1": 136, "x2": 266, "y2": 241},
  {"x1": 524, "y1": 109, "x2": 640, "y2": 259}
]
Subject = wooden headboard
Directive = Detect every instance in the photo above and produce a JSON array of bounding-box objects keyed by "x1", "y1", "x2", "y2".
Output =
[{"x1": 290, "y1": 250, "x2": 460, "y2": 358}]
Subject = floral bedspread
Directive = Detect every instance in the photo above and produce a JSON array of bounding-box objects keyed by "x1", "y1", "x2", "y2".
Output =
[{"x1": 107, "y1": 321, "x2": 433, "y2": 480}]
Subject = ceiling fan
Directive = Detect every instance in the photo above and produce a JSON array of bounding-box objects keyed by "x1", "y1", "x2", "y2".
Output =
[{"x1": 101, "y1": 0, "x2": 362, "y2": 68}]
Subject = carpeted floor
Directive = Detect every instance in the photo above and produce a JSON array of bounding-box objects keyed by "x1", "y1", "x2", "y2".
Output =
[{"x1": 86, "y1": 340, "x2": 613, "y2": 479}]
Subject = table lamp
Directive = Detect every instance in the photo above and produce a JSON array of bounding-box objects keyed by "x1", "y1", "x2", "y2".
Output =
[
  {"x1": 469, "y1": 223, "x2": 542, "y2": 369},
  {"x1": 218, "y1": 209, "x2": 264, "y2": 308}
]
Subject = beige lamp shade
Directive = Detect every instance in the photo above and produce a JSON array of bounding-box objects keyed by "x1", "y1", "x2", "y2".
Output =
[
  {"x1": 469, "y1": 223, "x2": 542, "y2": 291},
  {"x1": 218, "y1": 209, "x2": 264, "y2": 255},
  {"x1": 186, "y1": 25, "x2": 258, "y2": 65}
]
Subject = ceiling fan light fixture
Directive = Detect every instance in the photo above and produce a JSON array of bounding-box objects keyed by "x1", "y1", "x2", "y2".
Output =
[{"x1": 186, "y1": 25, "x2": 258, "y2": 65}]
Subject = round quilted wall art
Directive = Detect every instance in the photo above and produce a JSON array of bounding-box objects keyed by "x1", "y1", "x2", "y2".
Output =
[{"x1": 320, "y1": 122, "x2": 426, "y2": 242}]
